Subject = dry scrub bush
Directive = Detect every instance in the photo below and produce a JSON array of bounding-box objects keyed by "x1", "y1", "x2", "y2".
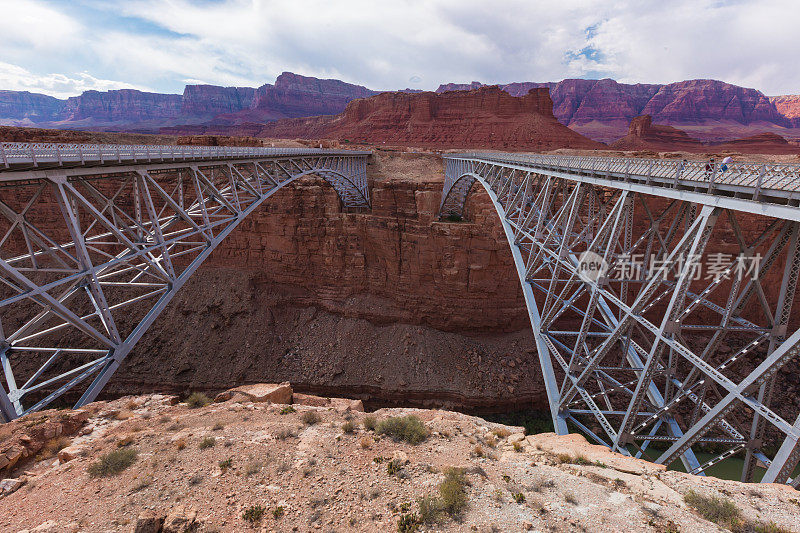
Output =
[
  {"x1": 88, "y1": 447, "x2": 138, "y2": 478},
  {"x1": 198, "y1": 436, "x2": 216, "y2": 449},
  {"x1": 302, "y1": 410, "x2": 321, "y2": 425},
  {"x1": 376, "y1": 415, "x2": 429, "y2": 445},
  {"x1": 185, "y1": 392, "x2": 211, "y2": 408}
]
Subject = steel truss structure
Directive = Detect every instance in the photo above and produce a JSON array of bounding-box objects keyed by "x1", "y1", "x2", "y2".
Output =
[
  {"x1": 441, "y1": 152, "x2": 800, "y2": 486},
  {"x1": 0, "y1": 143, "x2": 370, "y2": 422}
]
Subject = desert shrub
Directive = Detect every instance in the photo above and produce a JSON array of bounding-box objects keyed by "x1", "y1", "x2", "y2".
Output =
[
  {"x1": 279, "y1": 406, "x2": 295, "y2": 415},
  {"x1": 439, "y1": 467, "x2": 468, "y2": 516},
  {"x1": 219, "y1": 457, "x2": 233, "y2": 471},
  {"x1": 512, "y1": 441, "x2": 523, "y2": 452},
  {"x1": 387, "y1": 459, "x2": 403, "y2": 476},
  {"x1": 199, "y1": 436, "x2": 216, "y2": 449},
  {"x1": 376, "y1": 415, "x2": 429, "y2": 445},
  {"x1": 397, "y1": 512, "x2": 421, "y2": 532},
  {"x1": 563, "y1": 491, "x2": 578, "y2": 505},
  {"x1": 418, "y1": 495, "x2": 445, "y2": 523},
  {"x1": 88, "y1": 447, "x2": 138, "y2": 478},
  {"x1": 473, "y1": 445, "x2": 484, "y2": 457},
  {"x1": 491, "y1": 427, "x2": 511, "y2": 438},
  {"x1": 363, "y1": 415, "x2": 377, "y2": 431},
  {"x1": 185, "y1": 392, "x2": 211, "y2": 408},
  {"x1": 684, "y1": 490, "x2": 742, "y2": 528},
  {"x1": 275, "y1": 427, "x2": 296, "y2": 440},
  {"x1": 359, "y1": 436, "x2": 372, "y2": 449},
  {"x1": 272, "y1": 506, "x2": 285, "y2": 519},
  {"x1": 245, "y1": 461, "x2": 263, "y2": 476},
  {"x1": 301, "y1": 410, "x2": 321, "y2": 425},
  {"x1": 512, "y1": 492, "x2": 526, "y2": 504},
  {"x1": 342, "y1": 420, "x2": 356, "y2": 434},
  {"x1": 212, "y1": 422, "x2": 224, "y2": 431},
  {"x1": 242, "y1": 505, "x2": 266, "y2": 523}
]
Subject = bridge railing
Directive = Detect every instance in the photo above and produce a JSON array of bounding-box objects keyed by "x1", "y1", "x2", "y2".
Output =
[
  {"x1": 446, "y1": 152, "x2": 800, "y2": 200},
  {"x1": 0, "y1": 142, "x2": 370, "y2": 172}
]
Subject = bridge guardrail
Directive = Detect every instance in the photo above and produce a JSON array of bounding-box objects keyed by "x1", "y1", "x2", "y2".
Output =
[
  {"x1": 0, "y1": 142, "x2": 370, "y2": 173},
  {"x1": 446, "y1": 152, "x2": 800, "y2": 201}
]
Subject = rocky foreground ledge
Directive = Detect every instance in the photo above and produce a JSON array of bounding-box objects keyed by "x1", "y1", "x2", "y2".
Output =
[{"x1": 1, "y1": 384, "x2": 798, "y2": 533}]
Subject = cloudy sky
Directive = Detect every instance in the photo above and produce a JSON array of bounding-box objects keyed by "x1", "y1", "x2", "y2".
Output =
[{"x1": 1, "y1": 0, "x2": 797, "y2": 98}]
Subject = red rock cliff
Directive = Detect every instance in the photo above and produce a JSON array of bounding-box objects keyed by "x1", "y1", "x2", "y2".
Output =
[
  {"x1": 610, "y1": 114, "x2": 703, "y2": 151},
  {"x1": 258, "y1": 86, "x2": 604, "y2": 150}
]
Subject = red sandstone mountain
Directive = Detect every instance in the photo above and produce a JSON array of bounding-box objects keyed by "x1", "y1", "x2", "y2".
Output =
[
  {"x1": 2, "y1": 73, "x2": 799, "y2": 143},
  {"x1": 437, "y1": 79, "x2": 795, "y2": 143},
  {"x1": 0, "y1": 72, "x2": 375, "y2": 131},
  {"x1": 610, "y1": 115, "x2": 703, "y2": 151},
  {"x1": 610, "y1": 115, "x2": 799, "y2": 154},
  {"x1": 770, "y1": 95, "x2": 800, "y2": 127},
  {"x1": 715, "y1": 132, "x2": 799, "y2": 154},
  {"x1": 256, "y1": 86, "x2": 604, "y2": 150}
]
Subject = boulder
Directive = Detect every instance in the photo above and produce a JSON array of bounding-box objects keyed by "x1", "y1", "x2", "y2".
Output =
[
  {"x1": 0, "y1": 477, "x2": 26, "y2": 495},
  {"x1": 57, "y1": 445, "x2": 85, "y2": 463},
  {"x1": 225, "y1": 382, "x2": 292, "y2": 404},
  {"x1": 133, "y1": 510, "x2": 165, "y2": 533},
  {"x1": 162, "y1": 505, "x2": 197, "y2": 533},
  {"x1": 292, "y1": 393, "x2": 330, "y2": 407}
]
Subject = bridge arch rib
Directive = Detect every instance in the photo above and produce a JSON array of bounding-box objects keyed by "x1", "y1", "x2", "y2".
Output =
[
  {"x1": 0, "y1": 143, "x2": 370, "y2": 421},
  {"x1": 440, "y1": 153, "x2": 800, "y2": 486}
]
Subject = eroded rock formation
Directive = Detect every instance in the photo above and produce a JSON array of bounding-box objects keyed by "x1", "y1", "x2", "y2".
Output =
[
  {"x1": 610, "y1": 114, "x2": 703, "y2": 151},
  {"x1": 256, "y1": 86, "x2": 604, "y2": 150}
]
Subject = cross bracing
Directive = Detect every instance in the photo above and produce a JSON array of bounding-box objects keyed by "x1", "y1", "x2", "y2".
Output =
[
  {"x1": 0, "y1": 143, "x2": 370, "y2": 422},
  {"x1": 441, "y1": 152, "x2": 800, "y2": 486}
]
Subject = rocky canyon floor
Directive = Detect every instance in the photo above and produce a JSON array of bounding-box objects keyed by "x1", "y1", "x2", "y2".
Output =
[{"x1": 2, "y1": 387, "x2": 799, "y2": 533}]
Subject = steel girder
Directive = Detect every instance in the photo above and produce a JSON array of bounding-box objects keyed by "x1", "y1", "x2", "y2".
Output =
[
  {"x1": 441, "y1": 153, "x2": 800, "y2": 485},
  {"x1": 0, "y1": 144, "x2": 370, "y2": 421}
]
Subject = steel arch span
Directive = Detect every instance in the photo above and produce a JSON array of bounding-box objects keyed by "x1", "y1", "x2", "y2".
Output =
[
  {"x1": 441, "y1": 153, "x2": 800, "y2": 486},
  {"x1": 0, "y1": 143, "x2": 370, "y2": 422}
]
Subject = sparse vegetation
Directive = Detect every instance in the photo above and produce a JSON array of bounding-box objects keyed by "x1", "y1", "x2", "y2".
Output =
[
  {"x1": 242, "y1": 504, "x2": 266, "y2": 523},
  {"x1": 302, "y1": 410, "x2": 321, "y2": 425},
  {"x1": 439, "y1": 467, "x2": 469, "y2": 517},
  {"x1": 212, "y1": 422, "x2": 224, "y2": 431},
  {"x1": 491, "y1": 427, "x2": 511, "y2": 438},
  {"x1": 473, "y1": 445, "x2": 484, "y2": 457},
  {"x1": 218, "y1": 457, "x2": 233, "y2": 471},
  {"x1": 376, "y1": 415, "x2": 429, "y2": 444},
  {"x1": 512, "y1": 441, "x2": 523, "y2": 452},
  {"x1": 564, "y1": 491, "x2": 578, "y2": 505},
  {"x1": 512, "y1": 492, "x2": 526, "y2": 504},
  {"x1": 275, "y1": 427, "x2": 296, "y2": 440},
  {"x1": 88, "y1": 447, "x2": 138, "y2": 478},
  {"x1": 363, "y1": 415, "x2": 377, "y2": 431},
  {"x1": 359, "y1": 436, "x2": 372, "y2": 448},
  {"x1": 684, "y1": 490, "x2": 741, "y2": 529},
  {"x1": 199, "y1": 436, "x2": 216, "y2": 449},
  {"x1": 279, "y1": 406, "x2": 296, "y2": 415},
  {"x1": 245, "y1": 460, "x2": 263, "y2": 476},
  {"x1": 397, "y1": 512, "x2": 421, "y2": 532},
  {"x1": 342, "y1": 420, "x2": 356, "y2": 433},
  {"x1": 185, "y1": 392, "x2": 211, "y2": 408},
  {"x1": 271, "y1": 506, "x2": 285, "y2": 519},
  {"x1": 387, "y1": 459, "x2": 403, "y2": 476}
]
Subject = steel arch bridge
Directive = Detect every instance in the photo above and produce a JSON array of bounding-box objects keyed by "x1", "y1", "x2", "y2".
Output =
[
  {"x1": 0, "y1": 143, "x2": 369, "y2": 422},
  {"x1": 440, "y1": 152, "x2": 800, "y2": 485}
]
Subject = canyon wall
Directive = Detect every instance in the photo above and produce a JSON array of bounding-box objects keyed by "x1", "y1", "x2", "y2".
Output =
[
  {"x1": 255, "y1": 86, "x2": 604, "y2": 150},
  {"x1": 105, "y1": 151, "x2": 547, "y2": 410},
  {"x1": 438, "y1": 79, "x2": 796, "y2": 143}
]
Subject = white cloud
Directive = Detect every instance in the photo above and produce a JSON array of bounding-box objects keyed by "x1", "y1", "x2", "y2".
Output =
[
  {"x1": 0, "y1": 0, "x2": 798, "y2": 96},
  {"x1": 0, "y1": 62, "x2": 142, "y2": 99}
]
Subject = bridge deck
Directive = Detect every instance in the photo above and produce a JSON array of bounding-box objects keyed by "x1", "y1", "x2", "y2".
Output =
[
  {"x1": 0, "y1": 142, "x2": 369, "y2": 177},
  {"x1": 446, "y1": 152, "x2": 800, "y2": 209}
]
